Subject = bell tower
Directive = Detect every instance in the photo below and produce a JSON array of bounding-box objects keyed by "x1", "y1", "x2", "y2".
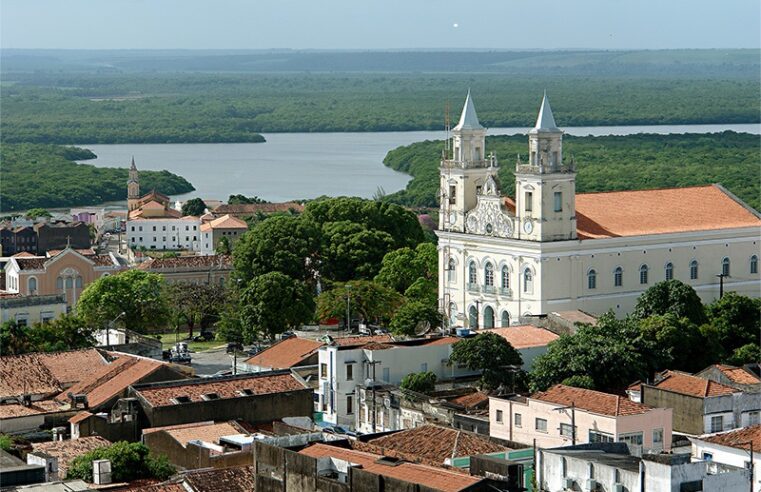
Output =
[
  {"x1": 514, "y1": 93, "x2": 577, "y2": 241},
  {"x1": 439, "y1": 91, "x2": 498, "y2": 232},
  {"x1": 127, "y1": 157, "x2": 140, "y2": 211}
]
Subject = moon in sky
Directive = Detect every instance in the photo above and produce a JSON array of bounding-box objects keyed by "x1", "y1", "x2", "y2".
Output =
[{"x1": 453, "y1": 23, "x2": 459, "y2": 28}]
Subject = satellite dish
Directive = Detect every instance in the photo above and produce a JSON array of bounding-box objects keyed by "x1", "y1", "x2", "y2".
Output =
[{"x1": 414, "y1": 321, "x2": 431, "y2": 336}]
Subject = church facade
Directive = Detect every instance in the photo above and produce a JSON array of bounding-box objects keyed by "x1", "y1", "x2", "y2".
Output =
[{"x1": 437, "y1": 92, "x2": 761, "y2": 328}]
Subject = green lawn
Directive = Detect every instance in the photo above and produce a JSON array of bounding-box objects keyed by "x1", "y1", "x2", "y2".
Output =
[{"x1": 156, "y1": 332, "x2": 225, "y2": 352}]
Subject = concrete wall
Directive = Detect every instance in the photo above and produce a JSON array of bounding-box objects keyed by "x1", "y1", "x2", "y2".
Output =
[
  {"x1": 692, "y1": 439, "x2": 761, "y2": 492},
  {"x1": 641, "y1": 386, "x2": 706, "y2": 435},
  {"x1": 143, "y1": 429, "x2": 252, "y2": 470},
  {"x1": 537, "y1": 448, "x2": 640, "y2": 492},
  {"x1": 139, "y1": 389, "x2": 314, "y2": 428},
  {"x1": 127, "y1": 217, "x2": 201, "y2": 251}
]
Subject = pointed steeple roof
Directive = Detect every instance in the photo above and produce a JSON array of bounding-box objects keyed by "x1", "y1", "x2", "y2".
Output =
[
  {"x1": 130, "y1": 156, "x2": 137, "y2": 170},
  {"x1": 453, "y1": 90, "x2": 484, "y2": 131},
  {"x1": 533, "y1": 91, "x2": 560, "y2": 132}
]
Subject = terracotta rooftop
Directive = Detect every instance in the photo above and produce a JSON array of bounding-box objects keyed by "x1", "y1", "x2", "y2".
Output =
[
  {"x1": 138, "y1": 254, "x2": 232, "y2": 271},
  {"x1": 550, "y1": 310, "x2": 598, "y2": 326},
  {"x1": 142, "y1": 420, "x2": 216, "y2": 436},
  {"x1": 331, "y1": 334, "x2": 394, "y2": 348},
  {"x1": 0, "y1": 400, "x2": 64, "y2": 419},
  {"x1": 46, "y1": 248, "x2": 96, "y2": 257},
  {"x1": 56, "y1": 353, "x2": 174, "y2": 409},
  {"x1": 484, "y1": 325, "x2": 559, "y2": 349},
  {"x1": 135, "y1": 372, "x2": 306, "y2": 407},
  {"x1": 68, "y1": 411, "x2": 93, "y2": 424},
  {"x1": 243, "y1": 337, "x2": 323, "y2": 368},
  {"x1": 181, "y1": 465, "x2": 256, "y2": 492},
  {"x1": 360, "y1": 342, "x2": 396, "y2": 351},
  {"x1": 367, "y1": 424, "x2": 507, "y2": 464},
  {"x1": 212, "y1": 202, "x2": 305, "y2": 215},
  {"x1": 0, "y1": 354, "x2": 61, "y2": 398},
  {"x1": 11, "y1": 252, "x2": 37, "y2": 258},
  {"x1": 713, "y1": 365, "x2": 761, "y2": 385},
  {"x1": 164, "y1": 421, "x2": 244, "y2": 448},
  {"x1": 13, "y1": 257, "x2": 47, "y2": 271},
  {"x1": 503, "y1": 185, "x2": 760, "y2": 240},
  {"x1": 199, "y1": 214, "x2": 248, "y2": 232},
  {"x1": 650, "y1": 370, "x2": 738, "y2": 398},
  {"x1": 448, "y1": 391, "x2": 490, "y2": 409},
  {"x1": 700, "y1": 424, "x2": 761, "y2": 451},
  {"x1": 532, "y1": 384, "x2": 653, "y2": 417},
  {"x1": 36, "y1": 349, "x2": 108, "y2": 388},
  {"x1": 300, "y1": 443, "x2": 482, "y2": 492},
  {"x1": 32, "y1": 436, "x2": 110, "y2": 478}
]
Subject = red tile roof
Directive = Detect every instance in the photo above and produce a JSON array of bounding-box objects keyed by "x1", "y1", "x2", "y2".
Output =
[
  {"x1": 332, "y1": 334, "x2": 394, "y2": 347},
  {"x1": 36, "y1": 349, "x2": 108, "y2": 388},
  {"x1": 181, "y1": 465, "x2": 256, "y2": 492},
  {"x1": 484, "y1": 325, "x2": 559, "y2": 349},
  {"x1": 243, "y1": 337, "x2": 324, "y2": 368},
  {"x1": 0, "y1": 354, "x2": 62, "y2": 398},
  {"x1": 533, "y1": 384, "x2": 652, "y2": 417},
  {"x1": 68, "y1": 411, "x2": 93, "y2": 424},
  {"x1": 136, "y1": 372, "x2": 306, "y2": 407},
  {"x1": 448, "y1": 391, "x2": 489, "y2": 409},
  {"x1": 300, "y1": 443, "x2": 482, "y2": 492},
  {"x1": 32, "y1": 436, "x2": 110, "y2": 478},
  {"x1": 0, "y1": 400, "x2": 64, "y2": 419},
  {"x1": 713, "y1": 365, "x2": 761, "y2": 385},
  {"x1": 142, "y1": 420, "x2": 216, "y2": 436},
  {"x1": 138, "y1": 254, "x2": 232, "y2": 271},
  {"x1": 701, "y1": 424, "x2": 761, "y2": 451},
  {"x1": 651, "y1": 370, "x2": 738, "y2": 398},
  {"x1": 200, "y1": 214, "x2": 248, "y2": 231},
  {"x1": 164, "y1": 421, "x2": 244, "y2": 448},
  {"x1": 212, "y1": 202, "x2": 305, "y2": 215},
  {"x1": 504, "y1": 185, "x2": 760, "y2": 240},
  {"x1": 367, "y1": 424, "x2": 506, "y2": 464}
]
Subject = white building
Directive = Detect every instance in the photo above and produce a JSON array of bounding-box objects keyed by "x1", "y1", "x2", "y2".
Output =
[
  {"x1": 127, "y1": 215, "x2": 201, "y2": 251},
  {"x1": 316, "y1": 337, "x2": 479, "y2": 430},
  {"x1": 437, "y1": 92, "x2": 761, "y2": 326},
  {"x1": 690, "y1": 425, "x2": 761, "y2": 492}
]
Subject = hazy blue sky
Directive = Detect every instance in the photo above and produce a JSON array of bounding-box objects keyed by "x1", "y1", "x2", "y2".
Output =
[{"x1": 2, "y1": 0, "x2": 759, "y2": 50}]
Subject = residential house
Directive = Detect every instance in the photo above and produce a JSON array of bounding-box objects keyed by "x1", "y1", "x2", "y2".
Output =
[
  {"x1": 27, "y1": 436, "x2": 111, "y2": 482},
  {"x1": 490, "y1": 384, "x2": 673, "y2": 450},
  {"x1": 239, "y1": 336, "x2": 324, "y2": 373},
  {"x1": 137, "y1": 254, "x2": 232, "y2": 287},
  {"x1": 695, "y1": 364, "x2": 761, "y2": 395},
  {"x1": 129, "y1": 370, "x2": 314, "y2": 429},
  {"x1": 199, "y1": 214, "x2": 248, "y2": 255},
  {"x1": 317, "y1": 336, "x2": 480, "y2": 429},
  {"x1": 3, "y1": 248, "x2": 125, "y2": 307},
  {"x1": 142, "y1": 420, "x2": 254, "y2": 470},
  {"x1": 0, "y1": 293, "x2": 67, "y2": 326},
  {"x1": 690, "y1": 424, "x2": 761, "y2": 492},
  {"x1": 353, "y1": 424, "x2": 509, "y2": 468},
  {"x1": 535, "y1": 442, "x2": 749, "y2": 492},
  {"x1": 636, "y1": 369, "x2": 761, "y2": 435}
]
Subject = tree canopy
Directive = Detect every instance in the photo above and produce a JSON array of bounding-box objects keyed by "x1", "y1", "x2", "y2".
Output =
[
  {"x1": 0, "y1": 315, "x2": 96, "y2": 355},
  {"x1": 634, "y1": 280, "x2": 707, "y2": 325},
  {"x1": 239, "y1": 272, "x2": 315, "y2": 340},
  {"x1": 67, "y1": 442, "x2": 174, "y2": 483},
  {"x1": 180, "y1": 197, "x2": 207, "y2": 217},
  {"x1": 315, "y1": 280, "x2": 402, "y2": 325},
  {"x1": 77, "y1": 270, "x2": 171, "y2": 333},
  {"x1": 400, "y1": 371, "x2": 437, "y2": 393},
  {"x1": 449, "y1": 332, "x2": 523, "y2": 390}
]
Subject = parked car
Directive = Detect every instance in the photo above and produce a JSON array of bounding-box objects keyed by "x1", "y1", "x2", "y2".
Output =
[{"x1": 169, "y1": 342, "x2": 191, "y2": 364}]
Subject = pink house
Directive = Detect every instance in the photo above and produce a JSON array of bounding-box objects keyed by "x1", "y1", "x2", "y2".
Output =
[{"x1": 490, "y1": 384, "x2": 672, "y2": 451}]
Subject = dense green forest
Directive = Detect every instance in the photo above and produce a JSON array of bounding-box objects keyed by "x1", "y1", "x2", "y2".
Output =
[
  {"x1": 1, "y1": 73, "x2": 758, "y2": 143},
  {"x1": 1, "y1": 144, "x2": 194, "y2": 211},
  {"x1": 383, "y1": 132, "x2": 761, "y2": 211}
]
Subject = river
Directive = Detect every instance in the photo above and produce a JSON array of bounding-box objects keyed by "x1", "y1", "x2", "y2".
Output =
[{"x1": 78, "y1": 123, "x2": 760, "y2": 204}]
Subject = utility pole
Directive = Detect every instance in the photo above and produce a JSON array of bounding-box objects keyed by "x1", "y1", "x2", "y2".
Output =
[
  {"x1": 716, "y1": 273, "x2": 727, "y2": 298},
  {"x1": 368, "y1": 360, "x2": 381, "y2": 432},
  {"x1": 553, "y1": 402, "x2": 576, "y2": 446},
  {"x1": 474, "y1": 300, "x2": 481, "y2": 330}
]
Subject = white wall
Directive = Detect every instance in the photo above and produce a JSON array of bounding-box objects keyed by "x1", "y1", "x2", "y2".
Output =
[
  {"x1": 126, "y1": 217, "x2": 201, "y2": 251},
  {"x1": 692, "y1": 439, "x2": 761, "y2": 492}
]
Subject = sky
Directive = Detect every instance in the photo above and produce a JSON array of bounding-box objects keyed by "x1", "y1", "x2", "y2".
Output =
[{"x1": 2, "y1": 0, "x2": 759, "y2": 50}]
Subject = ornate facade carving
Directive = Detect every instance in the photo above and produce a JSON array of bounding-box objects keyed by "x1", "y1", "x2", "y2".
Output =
[{"x1": 464, "y1": 195, "x2": 514, "y2": 238}]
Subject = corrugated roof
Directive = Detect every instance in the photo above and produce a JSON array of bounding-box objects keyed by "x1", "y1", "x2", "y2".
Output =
[
  {"x1": 300, "y1": 443, "x2": 482, "y2": 492},
  {"x1": 532, "y1": 384, "x2": 652, "y2": 417}
]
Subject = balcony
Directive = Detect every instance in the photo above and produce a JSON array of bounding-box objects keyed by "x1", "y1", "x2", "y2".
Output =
[
  {"x1": 467, "y1": 283, "x2": 480, "y2": 294},
  {"x1": 499, "y1": 287, "x2": 512, "y2": 297},
  {"x1": 482, "y1": 285, "x2": 496, "y2": 295},
  {"x1": 441, "y1": 155, "x2": 498, "y2": 170}
]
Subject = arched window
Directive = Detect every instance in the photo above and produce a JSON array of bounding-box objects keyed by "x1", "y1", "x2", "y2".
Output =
[
  {"x1": 447, "y1": 258, "x2": 456, "y2": 282},
  {"x1": 639, "y1": 265, "x2": 649, "y2": 285},
  {"x1": 690, "y1": 260, "x2": 699, "y2": 280},
  {"x1": 484, "y1": 263, "x2": 494, "y2": 287},
  {"x1": 722, "y1": 257, "x2": 731, "y2": 277},
  {"x1": 587, "y1": 269, "x2": 597, "y2": 290},
  {"x1": 751, "y1": 255, "x2": 758, "y2": 275},
  {"x1": 56, "y1": 276, "x2": 64, "y2": 290},
  {"x1": 468, "y1": 305, "x2": 478, "y2": 329},
  {"x1": 75, "y1": 276, "x2": 83, "y2": 288},
  {"x1": 28, "y1": 277, "x2": 37, "y2": 293},
  {"x1": 665, "y1": 262, "x2": 674, "y2": 281},
  {"x1": 501, "y1": 266, "x2": 510, "y2": 291},
  {"x1": 614, "y1": 267, "x2": 623, "y2": 287},
  {"x1": 523, "y1": 268, "x2": 533, "y2": 293},
  {"x1": 501, "y1": 311, "x2": 510, "y2": 327},
  {"x1": 65, "y1": 277, "x2": 73, "y2": 289},
  {"x1": 468, "y1": 261, "x2": 477, "y2": 286},
  {"x1": 483, "y1": 306, "x2": 495, "y2": 329}
]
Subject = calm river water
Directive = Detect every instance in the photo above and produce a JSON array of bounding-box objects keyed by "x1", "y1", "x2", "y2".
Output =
[{"x1": 78, "y1": 123, "x2": 760, "y2": 203}]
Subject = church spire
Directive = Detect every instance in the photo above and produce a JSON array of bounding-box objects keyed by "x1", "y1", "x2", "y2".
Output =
[
  {"x1": 532, "y1": 91, "x2": 559, "y2": 132},
  {"x1": 453, "y1": 89, "x2": 483, "y2": 131},
  {"x1": 130, "y1": 156, "x2": 137, "y2": 170}
]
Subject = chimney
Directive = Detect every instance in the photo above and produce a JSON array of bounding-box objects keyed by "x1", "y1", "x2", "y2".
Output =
[{"x1": 92, "y1": 459, "x2": 112, "y2": 485}]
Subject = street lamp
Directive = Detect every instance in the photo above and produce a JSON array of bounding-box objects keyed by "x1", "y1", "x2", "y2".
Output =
[
  {"x1": 106, "y1": 312, "x2": 126, "y2": 348},
  {"x1": 716, "y1": 273, "x2": 728, "y2": 298}
]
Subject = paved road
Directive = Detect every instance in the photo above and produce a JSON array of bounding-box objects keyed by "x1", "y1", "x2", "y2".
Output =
[{"x1": 190, "y1": 347, "x2": 236, "y2": 376}]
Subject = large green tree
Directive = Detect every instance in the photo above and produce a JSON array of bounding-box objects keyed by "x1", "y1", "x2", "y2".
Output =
[
  {"x1": 180, "y1": 197, "x2": 207, "y2": 217},
  {"x1": 389, "y1": 300, "x2": 440, "y2": 336},
  {"x1": 634, "y1": 280, "x2": 707, "y2": 325},
  {"x1": 529, "y1": 314, "x2": 652, "y2": 393},
  {"x1": 239, "y1": 272, "x2": 314, "y2": 340},
  {"x1": 375, "y1": 242, "x2": 437, "y2": 294},
  {"x1": 315, "y1": 280, "x2": 402, "y2": 325},
  {"x1": 705, "y1": 292, "x2": 761, "y2": 355},
  {"x1": 77, "y1": 270, "x2": 171, "y2": 333},
  {"x1": 319, "y1": 221, "x2": 396, "y2": 281},
  {"x1": 449, "y1": 332, "x2": 524, "y2": 391},
  {"x1": 167, "y1": 283, "x2": 227, "y2": 338},
  {"x1": 400, "y1": 371, "x2": 437, "y2": 393},
  {"x1": 233, "y1": 214, "x2": 320, "y2": 282},
  {"x1": 67, "y1": 442, "x2": 174, "y2": 483},
  {"x1": 637, "y1": 314, "x2": 719, "y2": 373}
]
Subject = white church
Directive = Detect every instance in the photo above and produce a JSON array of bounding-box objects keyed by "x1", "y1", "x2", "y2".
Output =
[{"x1": 437, "y1": 92, "x2": 761, "y2": 328}]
